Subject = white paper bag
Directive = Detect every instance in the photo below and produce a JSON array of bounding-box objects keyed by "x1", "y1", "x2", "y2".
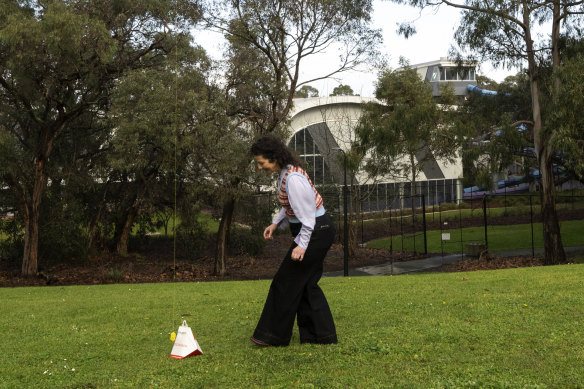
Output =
[{"x1": 170, "y1": 320, "x2": 203, "y2": 359}]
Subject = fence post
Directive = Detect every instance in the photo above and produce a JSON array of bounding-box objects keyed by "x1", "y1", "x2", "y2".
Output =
[
  {"x1": 388, "y1": 207, "x2": 393, "y2": 254},
  {"x1": 400, "y1": 206, "x2": 404, "y2": 252},
  {"x1": 459, "y1": 203, "x2": 463, "y2": 255},
  {"x1": 483, "y1": 195, "x2": 488, "y2": 249},
  {"x1": 361, "y1": 210, "x2": 364, "y2": 245},
  {"x1": 530, "y1": 194, "x2": 535, "y2": 257},
  {"x1": 439, "y1": 202, "x2": 444, "y2": 257},
  {"x1": 422, "y1": 194, "x2": 427, "y2": 254}
]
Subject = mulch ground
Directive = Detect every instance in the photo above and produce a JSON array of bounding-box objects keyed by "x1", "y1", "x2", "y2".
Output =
[{"x1": 0, "y1": 230, "x2": 552, "y2": 288}]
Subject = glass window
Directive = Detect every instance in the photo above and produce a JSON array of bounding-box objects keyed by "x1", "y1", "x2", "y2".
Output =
[
  {"x1": 437, "y1": 180, "x2": 445, "y2": 204},
  {"x1": 288, "y1": 133, "x2": 295, "y2": 150},
  {"x1": 429, "y1": 180, "x2": 436, "y2": 205},
  {"x1": 458, "y1": 69, "x2": 467, "y2": 80},
  {"x1": 378, "y1": 184, "x2": 387, "y2": 210},
  {"x1": 458, "y1": 67, "x2": 476, "y2": 81},
  {"x1": 444, "y1": 179, "x2": 453, "y2": 203},
  {"x1": 296, "y1": 130, "x2": 305, "y2": 155},
  {"x1": 305, "y1": 155, "x2": 315, "y2": 179},
  {"x1": 402, "y1": 183, "x2": 411, "y2": 210},
  {"x1": 314, "y1": 155, "x2": 323, "y2": 185},
  {"x1": 430, "y1": 66, "x2": 440, "y2": 81},
  {"x1": 305, "y1": 130, "x2": 314, "y2": 154},
  {"x1": 420, "y1": 181, "x2": 428, "y2": 206},
  {"x1": 445, "y1": 67, "x2": 457, "y2": 80}
]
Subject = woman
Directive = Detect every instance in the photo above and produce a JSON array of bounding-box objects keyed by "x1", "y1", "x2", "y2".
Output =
[{"x1": 250, "y1": 135, "x2": 337, "y2": 347}]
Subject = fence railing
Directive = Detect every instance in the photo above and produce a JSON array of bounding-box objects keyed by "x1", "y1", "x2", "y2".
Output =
[{"x1": 343, "y1": 192, "x2": 584, "y2": 260}]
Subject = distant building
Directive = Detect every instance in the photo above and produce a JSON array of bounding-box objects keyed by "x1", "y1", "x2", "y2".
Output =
[
  {"x1": 287, "y1": 92, "x2": 463, "y2": 211},
  {"x1": 397, "y1": 57, "x2": 478, "y2": 99}
]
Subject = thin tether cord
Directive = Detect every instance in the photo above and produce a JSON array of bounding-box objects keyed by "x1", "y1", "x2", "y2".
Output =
[{"x1": 172, "y1": 19, "x2": 179, "y2": 328}]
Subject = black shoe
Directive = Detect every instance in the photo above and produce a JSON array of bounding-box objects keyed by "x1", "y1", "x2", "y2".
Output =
[{"x1": 250, "y1": 336, "x2": 271, "y2": 347}]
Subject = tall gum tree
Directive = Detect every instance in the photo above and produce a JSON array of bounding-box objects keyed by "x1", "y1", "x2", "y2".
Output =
[
  {"x1": 107, "y1": 39, "x2": 215, "y2": 256},
  {"x1": 203, "y1": 0, "x2": 382, "y2": 275},
  {"x1": 0, "y1": 0, "x2": 200, "y2": 275},
  {"x1": 390, "y1": 0, "x2": 584, "y2": 264},
  {"x1": 356, "y1": 62, "x2": 458, "y2": 221}
]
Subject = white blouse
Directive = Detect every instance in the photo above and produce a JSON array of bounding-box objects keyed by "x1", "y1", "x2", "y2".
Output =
[{"x1": 272, "y1": 169, "x2": 325, "y2": 249}]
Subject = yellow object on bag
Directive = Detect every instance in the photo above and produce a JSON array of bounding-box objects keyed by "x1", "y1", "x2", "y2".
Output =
[{"x1": 170, "y1": 320, "x2": 203, "y2": 359}]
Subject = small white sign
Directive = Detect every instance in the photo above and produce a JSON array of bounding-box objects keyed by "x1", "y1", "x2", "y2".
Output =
[{"x1": 441, "y1": 233, "x2": 451, "y2": 241}]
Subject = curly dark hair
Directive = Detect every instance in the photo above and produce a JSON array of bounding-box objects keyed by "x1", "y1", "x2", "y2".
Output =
[{"x1": 251, "y1": 135, "x2": 303, "y2": 168}]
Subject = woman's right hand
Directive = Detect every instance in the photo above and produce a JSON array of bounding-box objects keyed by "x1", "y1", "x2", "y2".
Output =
[{"x1": 263, "y1": 224, "x2": 278, "y2": 240}]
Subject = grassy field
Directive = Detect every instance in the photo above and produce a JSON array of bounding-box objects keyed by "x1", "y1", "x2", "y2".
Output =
[
  {"x1": 1, "y1": 265, "x2": 583, "y2": 388},
  {"x1": 366, "y1": 219, "x2": 584, "y2": 255}
]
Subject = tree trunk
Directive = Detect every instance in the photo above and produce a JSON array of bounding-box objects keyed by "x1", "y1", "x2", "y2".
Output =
[
  {"x1": 21, "y1": 158, "x2": 47, "y2": 276},
  {"x1": 525, "y1": 16, "x2": 566, "y2": 265},
  {"x1": 214, "y1": 196, "x2": 236, "y2": 276},
  {"x1": 539, "y1": 149, "x2": 566, "y2": 265},
  {"x1": 115, "y1": 183, "x2": 147, "y2": 256},
  {"x1": 87, "y1": 185, "x2": 109, "y2": 251},
  {"x1": 115, "y1": 207, "x2": 139, "y2": 256}
]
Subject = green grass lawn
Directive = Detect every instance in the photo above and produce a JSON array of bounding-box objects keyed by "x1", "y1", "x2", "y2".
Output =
[
  {"x1": 366, "y1": 219, "x2": 584, "y2": 254},
  {"x1": 1, "y1": 265, "x2": 583, "y2": 388}
]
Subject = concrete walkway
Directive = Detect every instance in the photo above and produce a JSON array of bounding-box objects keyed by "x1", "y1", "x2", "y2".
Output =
[{"x1": 323, "y1": 246, "x2": 584, "y2": 277}]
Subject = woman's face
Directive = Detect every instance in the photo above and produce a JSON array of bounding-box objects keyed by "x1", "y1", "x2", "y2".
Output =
[{"x1": 254, "y1": 155, "x2": 280, "y2": 173}]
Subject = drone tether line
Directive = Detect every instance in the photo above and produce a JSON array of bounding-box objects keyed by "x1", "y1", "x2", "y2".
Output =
[
  {"x1": 172, "y1": 14, "x2": 179, "y2": 334},
  {"x1": 161, "y1": 12, "x2": 179, "y2": 340}
]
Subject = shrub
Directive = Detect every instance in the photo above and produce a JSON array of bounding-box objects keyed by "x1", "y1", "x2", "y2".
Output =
[
  {"x1": 104, "y1": 267, "x2": 125, "y2": 282},
  {"x1": 228, "y1": 226, "x2": 265, "y2": 256},
  {"x1": 0, "y1": 217, "x2": 23, "y2": 267}
]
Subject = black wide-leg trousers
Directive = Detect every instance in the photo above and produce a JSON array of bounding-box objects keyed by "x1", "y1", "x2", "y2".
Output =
[{"x1": 252, "y1": 214, "x2": 338, "y2": 346}]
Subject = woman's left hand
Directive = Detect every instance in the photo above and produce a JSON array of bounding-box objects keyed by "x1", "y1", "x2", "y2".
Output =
[{"x1": 291, "y1": 246, "x2": 306, "y2": 261}]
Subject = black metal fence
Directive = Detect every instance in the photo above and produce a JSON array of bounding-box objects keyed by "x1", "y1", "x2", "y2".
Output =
[
  {"x1": 235, "y1": 184, "x2": 584, "y2": 261},
  {"x1": 324, "y1": 187, "x2": 584, "y2": 260}
]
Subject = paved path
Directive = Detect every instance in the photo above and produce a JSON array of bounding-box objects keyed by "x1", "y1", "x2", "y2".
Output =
[{"x1": 324, "y1": 246, "x2": 584, "y2": 277}]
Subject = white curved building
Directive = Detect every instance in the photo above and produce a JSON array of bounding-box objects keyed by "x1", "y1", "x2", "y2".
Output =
[{"x1": 286, "y1": 95, "x2": 463, "y2": 210}]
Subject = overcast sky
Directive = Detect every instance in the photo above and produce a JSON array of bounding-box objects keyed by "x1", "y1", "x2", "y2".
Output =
[{"x1": 195, "y1": 0, "x2": 517, "y2": 98}]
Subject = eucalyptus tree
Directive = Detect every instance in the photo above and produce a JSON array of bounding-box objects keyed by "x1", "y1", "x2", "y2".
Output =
[
  {"x1": 204, "y1": 0, "x2": 382, "y2": 275},
  {"x1": 294, "y1": 85, "x2": 320, "y2": 98},
  {"x1": 356, "y1": 63, "x2": 458, "y2": 218},
  {"x1": 551, "y1": 40, "x2": 584, "y2": 179},
  {"x1": 330, "y1": 84, "x2": 355, "y2": 96},
  {"x1": 107, "y1": 39, "x2": 217, "y2": 256},
  {"x1": 0, "y1": 0, "x2": 200, "y2": 275},
  {"x1": 458, "y1": 72, "x2": 533, "y2": 190},
  {"x1": 390, "y1": 0, "x2": 584, "y2": 264},
  {"x1": 206, "y1": 0, "x2": 381, "y2": 133}
]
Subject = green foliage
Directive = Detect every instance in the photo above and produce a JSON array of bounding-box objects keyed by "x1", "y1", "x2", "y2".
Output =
[
  {"x1": 458, "y1": 71, "x2": 534, "y2": 188},
  {"x1": 214, "y1": 0, "x2": 381, "y2": 133},
  {"x1": 1, "y1": 266, "x2": 583, "y2": 387},
  {"x1": 38, "y1": 185, "x2": 90, "y2": 264},
  {"x1": 356, "y1": 62, "x2": 459, "y2": 185},
  {"x1": 395, "y1": 0, "x2": 582, "y2": 263},
  {"x1": 294, "y1": 85, "x2": 319, "y2": 98},
  {"x1": 329, "y1": 84, "x2": 355, "y2": 96},
  {"x1": 175, "y1": 203, "x2": 209, "y2": 258},
  {"x1": 551, "y1": 53, "x2": 584, "y2": 178},
  {"x1": 0, "y1": 0, "x2": 206, "y2": 273},
  {"x1": 0, "y1": 217, "x2": 23, "y2": 266},
  {"x1": 104, "y1": 267, "x2": 125, "y2": 282},
  {"x1": 228, "y1": 227, "x2": 266, "y2": 256}
]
